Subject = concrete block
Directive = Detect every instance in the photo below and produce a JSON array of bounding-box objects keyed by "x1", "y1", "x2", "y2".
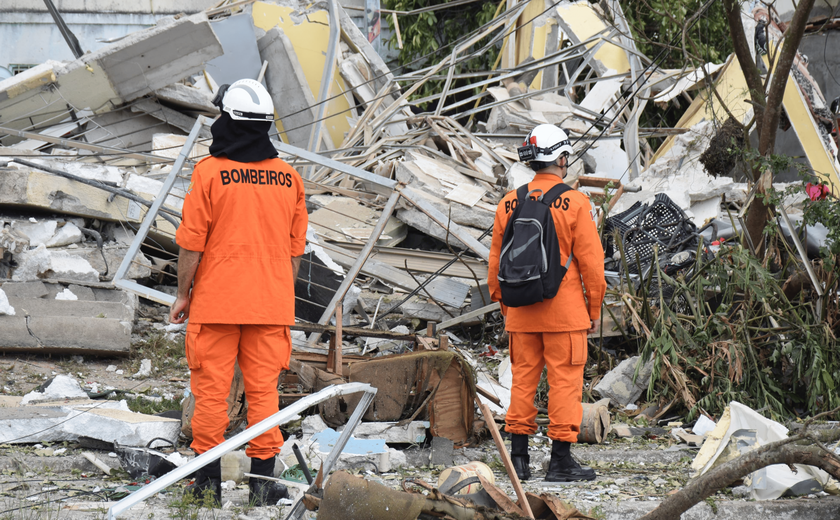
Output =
[
  {"x1": 258, "y1": 26, "x2": 319, "y2": 149},
  {"x1": 0, "y1": 281, "x2": 48, "y2": 299},
  {"x1": 0, "y1": 401, "x2": 180, "y2": 447},
  {"x1": 25, "y1": 316, "x2": 131, "y2": 355},
  {"x1": 339, "y1": 421, "x2": 428, "y2": 444},
  {"x1": 593, "y1": 356, "x2": 654, "y2": 407},
  {"x1": 12, "y1": 220, "x2": 57, "y2": 246},
  {"x1": 396, "y1": 208, "x2": 490, "y2": 252},
  {"x1": 45, "y1": 222, "x2": 83, "y2": 248},
  {"x1": 66, "y1": 284, "x2": 96, "y2": 301},
  {"x1": 63, "y1": 245, "x2": 152, "y2": 281},
  {"x1": 154, "y1": 83, "x2": 219, "y2": 115},
  {"x1": 46, "y1": 251, "x2": 100, "y2": 282},
  {"x1": 0, "y1": 316, "x2": 39, "y2": 348}
]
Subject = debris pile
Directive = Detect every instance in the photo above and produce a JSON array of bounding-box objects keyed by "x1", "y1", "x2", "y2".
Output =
[{"x1": 1, "y1": 0, "x2": 839, "y2": 518}]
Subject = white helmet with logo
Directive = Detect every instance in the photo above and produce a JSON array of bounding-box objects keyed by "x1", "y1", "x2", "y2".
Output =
[
  {"x1": 518, "y1": 124, "x2": 574, "y2": 163},
  {"x1": 217, "y1": 79, "x2": 274, "y2": 121}
]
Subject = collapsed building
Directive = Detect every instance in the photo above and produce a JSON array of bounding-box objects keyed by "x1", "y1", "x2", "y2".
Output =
[{"x1": 0, "y1": 0, "x2": 839, "y2": 518}]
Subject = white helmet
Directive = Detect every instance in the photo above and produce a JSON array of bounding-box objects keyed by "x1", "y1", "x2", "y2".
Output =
[
  {"x1": 218, "y1": 79, "x2": 274, "y2": 121},
  {"x1": 518, "y1": 124, "x2": 573, "y2": 163}
]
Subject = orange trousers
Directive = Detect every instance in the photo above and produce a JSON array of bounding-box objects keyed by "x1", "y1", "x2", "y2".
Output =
[
  {"x1": 505, "y1": 331, "x2": 587, "y2": 442},
  {"x1": 185, "y1": 322, "x2": 291, "y2": 459}
]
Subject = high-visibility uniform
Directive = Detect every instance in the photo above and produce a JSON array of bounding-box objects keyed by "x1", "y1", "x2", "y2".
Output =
[
  {"x1": 176, "y1": 156, "x2": 308, "y2": 458},
  {"x1": 487, "y1": 173, "x2": 605, "y2": 442}
]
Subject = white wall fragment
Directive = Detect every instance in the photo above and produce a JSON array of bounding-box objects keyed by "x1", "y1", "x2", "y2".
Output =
[
  {"x1": 55, "y1": 288, "x2": 78, "y2": 301},
  {"x1": 0, "y1": 288, "x2": 15, "y2": 316},
  {"x1": 45, "y1": 223, "x2": 83, "y2": 248}
]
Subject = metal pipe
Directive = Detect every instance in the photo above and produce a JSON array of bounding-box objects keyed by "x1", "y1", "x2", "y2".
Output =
[
  {"x1": 108, "y1": 383, "x2": 376, "y2": 519},
  {"x1": 305, "y1": 0, "x2": 340, "y2": 176},
  {"x1": 111, "y1": 117, "x2": 204, "y2": 288}
]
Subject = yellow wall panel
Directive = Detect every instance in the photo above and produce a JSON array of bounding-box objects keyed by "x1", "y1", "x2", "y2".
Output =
[{"x1": 252, "y1": 2, "x2": 353, "y2": 147}]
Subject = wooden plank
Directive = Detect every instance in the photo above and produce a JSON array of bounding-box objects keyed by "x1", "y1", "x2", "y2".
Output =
[
  {"x1": 477, "y1": 400, "x2": 534, "y2": 519},
  {"x1": 291, "y1": 322, "x2": 415, "y2": 341}
]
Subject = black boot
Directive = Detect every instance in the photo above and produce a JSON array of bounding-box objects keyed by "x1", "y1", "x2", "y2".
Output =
[
  {"x1": 185, "y1": 458, "x2": 222, "y2": 506},
  {"x1": 249, "y1": 457, "x2": 289, "y2": 507},
  {"x1": 545, "y1": 441, "x2": 596, "y2": 482},
  {"x1": 509, "y1": 434, "x2": 531, "y2": 481}
]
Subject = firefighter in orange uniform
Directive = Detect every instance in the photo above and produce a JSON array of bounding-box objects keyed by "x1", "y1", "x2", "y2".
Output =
[
  {"x1": 487, "y1": 124, "x2": 606, "y2": 482},
  {"x1": 169, "y1": 79, "x2": 308, "y2": 505}
]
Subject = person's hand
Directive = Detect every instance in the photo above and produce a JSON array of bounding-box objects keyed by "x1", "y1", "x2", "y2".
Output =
[
  {"x1": 169, "y1": 296, "x2": 190, "y2": 324},
  {"x1": 587, "y1": 319, "x2": 600, "y2": 334}
]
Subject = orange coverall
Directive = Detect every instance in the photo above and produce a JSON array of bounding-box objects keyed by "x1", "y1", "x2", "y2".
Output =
[
  {"x1": 176, "y1": 156, "x2": 308, "y2": 459},
  {"x1": 487, "y1": 173, "x2": 606, "y2": 442}
]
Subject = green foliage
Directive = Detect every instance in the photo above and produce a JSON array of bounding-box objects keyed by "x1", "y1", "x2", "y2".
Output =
[
  {"x1": 384, "y1": 0, "x2": 501, "y2": 108},
  {"x1": 619, "y1": 0, "x2": 732, "y2": 69},
  {"x1": 624, "y1": 243, "x2": 839, "y2": 421}
]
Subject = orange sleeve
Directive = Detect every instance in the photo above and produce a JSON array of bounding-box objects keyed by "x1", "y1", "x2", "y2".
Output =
[
  {"x1": 175, "y1": 166, "x2": 212, "y2": 253},
  {"x1": 289, "y1": 169, "x2": 308, "y2": 257},
  {"x1": 572, "y1": 197, "x2": 606, "y2": 321},
  {"x1": 487, "y1": 200, "x2": 508, "y2": 315}
]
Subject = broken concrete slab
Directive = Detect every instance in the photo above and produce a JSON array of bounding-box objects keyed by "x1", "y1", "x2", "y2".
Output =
[
  {"x1": 154, "y1": 83, "x2": 219, "y2": 116},
  {"x1": 593, "y1": 356, "x2": 654, "y2": 407},
  {"x1": 0, "y1": 283, "x2": 135, "y2": 355},
  {"x1": 308, "y1": 195, "x2": 406, "y2": 246},
  {"x1": 340, "y1": 420, "x2": 429, "y2": 444},
  {"x1": 0, "y1": 164, "x2": 179, "y2": 243},
  {"x1": 0, "y1": 13, "x2": 223, "y2": 143},
  {"x1": 258, "y1": 26, "x2": 320, "y2": 149},
  {"x1": 0, "y1": 400, "x2": 180, "y2": 447},
  {"x1": 12, "y1": 245, "x2": 99, "y2": 283},
  {"x1": 0, "y1": 227, "x2": 29, "y2": 254},
  {"x1": 130, "y1": 98, "x2": 211, "y2": 138}
]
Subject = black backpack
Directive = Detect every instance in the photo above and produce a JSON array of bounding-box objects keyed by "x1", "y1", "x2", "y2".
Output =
[{"x1": 497, "y1": 183, "x2": 574, "y2": 307}]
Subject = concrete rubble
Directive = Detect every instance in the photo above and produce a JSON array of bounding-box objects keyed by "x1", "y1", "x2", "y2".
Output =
[{"x1": 0, "y1": 0, "x2": 839, "y2": 519}]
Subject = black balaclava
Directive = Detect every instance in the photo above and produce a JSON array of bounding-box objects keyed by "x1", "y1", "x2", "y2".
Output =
[{"x1": 208, "y1": 111, "x2": 278, "y2": 163}]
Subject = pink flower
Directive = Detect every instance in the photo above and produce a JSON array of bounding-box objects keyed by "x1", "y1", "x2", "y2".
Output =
[{"x1": 805, "y1": 182, "x2": 830, "y2": 201}]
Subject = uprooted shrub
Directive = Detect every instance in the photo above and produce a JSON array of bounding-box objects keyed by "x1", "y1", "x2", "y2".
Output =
[{"x1": 616, "y1": 243, "x2": 839, "y2": 421}]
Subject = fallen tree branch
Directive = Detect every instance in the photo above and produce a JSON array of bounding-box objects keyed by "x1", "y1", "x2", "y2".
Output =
[{"x1": 640, "y1": 427, "x2": 840, "y2": 520}]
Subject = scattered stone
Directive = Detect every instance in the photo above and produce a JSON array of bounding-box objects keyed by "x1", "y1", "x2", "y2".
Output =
[
  {"x1": 653, "y1": 478, "x2": 667, "y2": 486},
  {"x1": 133, "y1": 359, "x2": 152, "y2": 378},
  {"x1": 106, "y1": 365, "x2": 117, "y2": 372},
  {"x1": 116, "y1": 370, "x2": 124, "y2": 375},
  {"x1": 430, "y1": 436, "x2": 455, "y2": 467},
  {"x1": 593, "y1": 356, "x2": 654, "y2": 407},
  {"x1": 20, "y1": 374, "x2": 88, "y2": 405},
  {"x1": 12, "y1": 220, "x2": 58, "y2": 247}
]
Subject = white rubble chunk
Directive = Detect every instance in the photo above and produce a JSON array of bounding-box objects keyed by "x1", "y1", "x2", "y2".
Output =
[
  {"x1": 339, "y1": 421, "x2": 429, "y2": 444},
  {"x1": 12, "y1": 244, "x2": 52, "y2": 281},
  {"x1": 45, "y1": 223, "x2": 83, "y2": 248},
  {"x1": 133, "y1": 359, "x2": 152, "y2": 378},
  {"x1": 61, "y1": 161, "x2": 124, "y2": 185},
  {"x1": 55, "y1": 288, "x2": 78, "y2": 301},
  {"x1": 364, "y1": 325, "x2": 410, "y2": 354},
  {"x1": 12, "y1": 220, "x2": 58, "y2": 247},
  {"x1": 504, "y1": 162, "x2": 535, "y2": 191},
  {"x1": 47, "y1": 251, "x2": 100, "y2": 282},
  {"x1": 20, "y1": 374, "x2": 88, "y2": 405},
  {"x1": 0, "y1": 289, "x2": 15, "y2": 316}
]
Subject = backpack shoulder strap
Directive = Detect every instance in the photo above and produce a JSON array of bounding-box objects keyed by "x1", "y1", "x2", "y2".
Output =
[
  {"x1": 515, "y1": 184, "x2": 530, "y2": 202},
  {"x1": 541, "y1": 182, "x2": 573, "y2": 206}
]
